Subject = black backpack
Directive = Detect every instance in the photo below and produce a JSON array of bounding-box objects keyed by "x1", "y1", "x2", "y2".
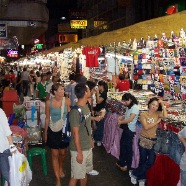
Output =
[{"x1": 61, "y1": 105, "x2": 89, "y2": 143}]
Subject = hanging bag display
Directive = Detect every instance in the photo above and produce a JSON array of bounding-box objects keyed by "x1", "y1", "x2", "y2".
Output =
[
  {"x1": 49, "y1": 97, "x2": 65, "y2": 132},
  {"x1": 9, "y1": 151, "x2": 32, "y2": 186}
]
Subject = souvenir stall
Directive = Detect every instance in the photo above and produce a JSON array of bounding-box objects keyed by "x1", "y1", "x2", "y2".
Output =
[
  {"x1": 26, "y1": 11, "x2": 186, "y2": 186},
  {"x1": 101, "y1": 27, "x2": 186, "y2": 185}
]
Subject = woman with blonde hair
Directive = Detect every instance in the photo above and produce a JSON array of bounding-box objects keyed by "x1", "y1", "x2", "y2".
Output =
[{"x1": 44, "y1": 83, "x2": 70, "y2": 186}]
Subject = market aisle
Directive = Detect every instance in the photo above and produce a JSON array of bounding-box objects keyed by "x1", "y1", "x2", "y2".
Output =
[{"x1": 29, "y1": 145, "x2": 133, "y2": 186}]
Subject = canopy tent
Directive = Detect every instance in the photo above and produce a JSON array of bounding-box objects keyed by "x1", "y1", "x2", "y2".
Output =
[{"x1": 44, "y1": 10, "x2": 186, "y2": 53}]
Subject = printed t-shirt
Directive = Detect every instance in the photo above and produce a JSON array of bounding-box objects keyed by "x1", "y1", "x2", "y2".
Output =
[
  {"x1": 82, "y1": 47, "x2": 101, "y2": 67},
  {"x1": 116, "y1": 80, "x2": 130, "y2": 91},
  {"x1": 69, "y1": 104, "x2": 92, "y2": 151}
]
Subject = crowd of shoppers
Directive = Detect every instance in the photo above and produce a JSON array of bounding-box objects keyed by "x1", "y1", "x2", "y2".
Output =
[{"x1": 0, "y1": 64, "x2": 178, "y2": 186}]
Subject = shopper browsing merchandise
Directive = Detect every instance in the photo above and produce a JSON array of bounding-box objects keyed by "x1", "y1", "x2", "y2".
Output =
[
  {"x1": 93, "y1": 80, "x2": 108, "y2": 146},
  {"x1": 116, "y1": 93, "x2": 139, "y2": 171},
  {"x1": 115, "y1": 73, "x2": 130, "y2": 92},
  {"x1": 130, "y1": 97, "x2": 168, "y2": 185},
  {"x1": 68, "y1": 83, "x2": 93, "y2": 186},
  {"x1": 44, "y1": 83, "x2": 71, "y2": 186}
]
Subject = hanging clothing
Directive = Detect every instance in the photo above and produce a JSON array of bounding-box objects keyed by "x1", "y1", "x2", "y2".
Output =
[{"x1": 82, "y1": 47, "x2": 101, "y2": 67}]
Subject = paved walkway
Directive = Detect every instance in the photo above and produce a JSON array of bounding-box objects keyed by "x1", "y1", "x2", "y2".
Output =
[{"x1": 29, "y1": 145, "x2": 134, "y2": 186}]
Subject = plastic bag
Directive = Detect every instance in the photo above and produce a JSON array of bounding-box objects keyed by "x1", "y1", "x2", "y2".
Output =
[
  {"x1": 13, "y1": 103, "x2": 25, "y2": 119},
  {"x1": 9, "y1": 151, "x2": 32, "y2": 186}
]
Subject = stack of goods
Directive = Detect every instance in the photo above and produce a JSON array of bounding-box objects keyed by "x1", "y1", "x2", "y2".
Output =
[
  {"x1": 132, "y1": 29, "x2": 186, "y2": 100},
  {"x1": 105, "y1": 98, "x2": 126, "y2": 115}
]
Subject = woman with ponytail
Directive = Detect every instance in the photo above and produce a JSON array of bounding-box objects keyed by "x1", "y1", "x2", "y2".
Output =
[{"x1": 116, "y1": 93, "x2": 139, "y2": 172}]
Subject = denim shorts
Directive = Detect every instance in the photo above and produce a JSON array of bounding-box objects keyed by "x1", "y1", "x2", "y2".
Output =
[{"x1": 0, "y1": 149, "x2": 11, "y2": 182}]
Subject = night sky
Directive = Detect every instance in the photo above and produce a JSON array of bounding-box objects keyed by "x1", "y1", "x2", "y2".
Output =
[{"x1": 47, "y1": 0, "x2": 78, "y2": 19}]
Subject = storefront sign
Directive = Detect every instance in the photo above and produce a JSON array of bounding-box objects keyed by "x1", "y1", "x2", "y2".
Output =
[
  {"x1": 0, "y1": 23, "x2": 7, "y2": 38},
  {"x1": 35, "y1": 44, "x2": 43, "y2": 49},
  {"x1": 7, "y1": 50, "x2": 18, "y2": 58},
  {"x1": 94, "y1": 21, "x2": 108, "y2": 29},
  {"x1": 70, "y1": 20, "x2": 87, "y2": 29},
  {"x1": 58, "y1": 34, "x2": 78, "y2": 43}
]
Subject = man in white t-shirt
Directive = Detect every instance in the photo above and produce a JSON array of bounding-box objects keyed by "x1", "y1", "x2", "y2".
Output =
[
  {"x1": 0, "y1": 108, "x2": 17, "y2": 184},
  {"x1": 178, "y1": 127, "x2": 186, "y2": 186}
]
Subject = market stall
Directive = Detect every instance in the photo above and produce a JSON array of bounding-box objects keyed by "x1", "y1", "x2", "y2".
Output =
[
  {"x1": 103, "y1": 90, "x2": 184, "y2": 186},
  {"x1": 2, "y1": 10, "x2": 186, "y2": 186}
]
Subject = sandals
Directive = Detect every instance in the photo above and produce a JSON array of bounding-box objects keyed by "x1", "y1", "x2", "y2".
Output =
[{"x1": 115, "y1": 163, "x2": 128, "y2": 171}]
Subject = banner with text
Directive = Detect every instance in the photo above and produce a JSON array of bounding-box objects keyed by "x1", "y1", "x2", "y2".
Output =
[{"x1": 70, "y1": 20, "x2": 87, "y2": 29}]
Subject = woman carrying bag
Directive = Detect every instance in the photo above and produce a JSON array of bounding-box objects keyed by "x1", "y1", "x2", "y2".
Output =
[
  {"x1": 44, "y1": 83, "x2": 70, "y2": 186},
  {"x1": 130, "y1": 97, "x2": 168, "y2": 185}
]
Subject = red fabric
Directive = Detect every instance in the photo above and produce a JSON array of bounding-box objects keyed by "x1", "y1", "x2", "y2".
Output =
[
  {"x1": 115, "y1": 80, "x2": 130, "y2": 91},
  {"x1": 4, "y1": 73, "x2": 16, "y2": 83},
  {"x1": 82, "y1": 47, "x2": 101, "y2": 67},
  {"x1": 147, "y1": 154, "x2": 180, "y2": 186}
]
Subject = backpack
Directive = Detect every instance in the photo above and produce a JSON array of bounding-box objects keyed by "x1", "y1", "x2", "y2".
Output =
[{"x1": 61, "y1": 105, "x2": 89, "y2": 143}]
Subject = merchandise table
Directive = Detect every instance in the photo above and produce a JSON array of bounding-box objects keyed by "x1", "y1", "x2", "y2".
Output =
[{"x1": 102, "y1": 109, "x2": 183, "y2": 185}]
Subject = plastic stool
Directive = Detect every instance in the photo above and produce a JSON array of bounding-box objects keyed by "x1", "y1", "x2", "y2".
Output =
[{"x1": 27, "y1": 147, "x2": 47, "y2": 176}]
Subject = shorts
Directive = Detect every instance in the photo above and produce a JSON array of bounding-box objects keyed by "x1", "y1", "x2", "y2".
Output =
[
  {"x1": 47, "y1": 127, "x2": 69, "y2": 149},
  {"x1": 0, "y1": 149, "x2": 11, "y2": 182},
  {"x1": 70, "y1": 149, "x2": 93, "y2": 179}
]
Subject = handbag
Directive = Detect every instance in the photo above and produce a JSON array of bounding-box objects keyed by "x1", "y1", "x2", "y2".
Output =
[
  {"x1": 9, "y1": 151, "x2": 32, "y2": 186},
  {"x1": 139, "y1": 135, "x2": 157, "y2": 150},
  {"x1": 49, "y1": 97, "x2": 65, "y2": 132}
]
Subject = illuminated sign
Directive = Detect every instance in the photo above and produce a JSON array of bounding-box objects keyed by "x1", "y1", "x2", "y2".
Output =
[
  {"x1": 34, "y1": 39, "x2": 40, "y2": 44},
  {"x1": 35, "y1": 44, "x2": 43, "y2": 49},
  {"x1": 58, "y1": 34, "x2": 78, "y2": 43},
  {"x1": 70, "y1": 20, "x2": 87, "y2": 29},
  {"x1": 7, "y1": 50, "x2": 18, "y2": 58},
  {"x1": 94, "y1": 21, "x2": 108, "y2": 29}
]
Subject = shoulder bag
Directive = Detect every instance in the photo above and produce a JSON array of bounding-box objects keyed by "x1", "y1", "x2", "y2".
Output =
[{"x1": 49, "y1": 97, "x2": 65, "y2": 132}]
